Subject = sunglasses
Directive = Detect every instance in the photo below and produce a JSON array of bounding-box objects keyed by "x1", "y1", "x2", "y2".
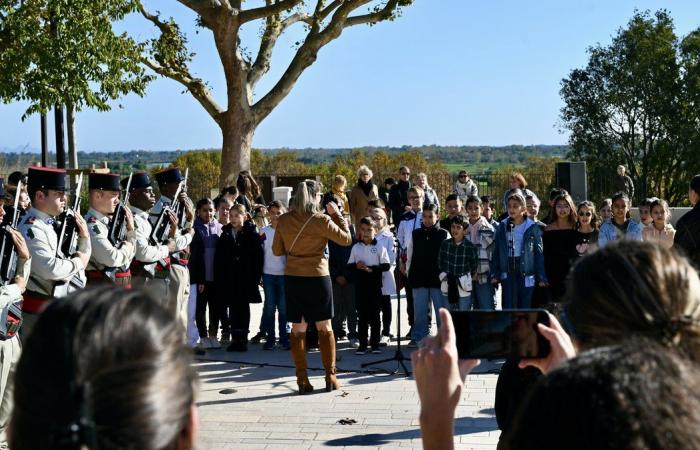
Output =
[
  {"x1": 578, "y1": 212, "x2": 592, "y2": 217},
  {"x1": 458, "y1": 175, "x2": 467, "y2": 178}
]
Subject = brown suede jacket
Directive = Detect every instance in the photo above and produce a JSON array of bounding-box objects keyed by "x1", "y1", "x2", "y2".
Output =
[{"x1": 272, "y1": 210, "x2": 352, "y2": 277}]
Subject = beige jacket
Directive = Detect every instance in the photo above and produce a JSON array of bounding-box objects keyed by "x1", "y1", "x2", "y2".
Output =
[
  {"x1": 349, "y1": 184, "x2": 379, "y2": 226},
  {"x1": 272, "y1": 210, "x2": 351, "y2": 277}
]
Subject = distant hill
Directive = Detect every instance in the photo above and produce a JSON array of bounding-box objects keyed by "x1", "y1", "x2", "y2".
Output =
[{"x1": 0, "y1": 145, "x2": 568, "y2": 172}]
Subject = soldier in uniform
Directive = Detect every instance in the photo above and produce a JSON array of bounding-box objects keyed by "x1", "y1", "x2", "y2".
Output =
[
  {"x1": 18, "y1": 167, "x2": 90, "y2": 337},
  {"x1": 84, "y1": 173, "x2": 137, "y2": 288},
  {"x1": 0, "y1": 180, "x2": 31, "y2": 449},
  {"x1": 125, "y1": 172, "x2": 177, "y2": 306},
  {"x1": 149, "y1": 167, "x2": 194, "y2": 331}
]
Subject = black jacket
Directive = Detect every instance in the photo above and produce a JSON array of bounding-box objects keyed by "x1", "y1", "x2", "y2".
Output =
[
  {"x1": 214, "y1": 222, "x2": 263, "y2": 303},
  {"x1": 329, "y1": 224, "x2": 357, "y2": 283},
  {"x1": 408, "y1": 225, "x2": 448, "y2": 288},
  {"x1": 674, "y1": 203, "x2": 700, "y2": 270},
  {"x1": 389, "y1": 181, "x2": 411, "y2": 226}
]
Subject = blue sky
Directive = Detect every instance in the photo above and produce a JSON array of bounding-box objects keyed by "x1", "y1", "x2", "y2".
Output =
[{"x1": 2, "y1": 0, "x2": 700, "y2": 152}]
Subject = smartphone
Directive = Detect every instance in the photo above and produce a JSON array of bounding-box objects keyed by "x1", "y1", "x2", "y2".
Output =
[{"x1": 450, "y1": 309, "x2": 550, "y2": 359}]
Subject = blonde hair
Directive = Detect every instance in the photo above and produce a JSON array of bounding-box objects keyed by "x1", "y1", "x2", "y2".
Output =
[
  {"x1": 229, "y1": 203, "x2": 247, "y2": 216},
  {"x1": 408, "y1": 186, "x2": 424, "y2": 198},
  {"x1": 333, "y1": 175, "x2": 347, "y2": 190},
  {"x1": 357, "y1": 165, "x2": 373, "y2": 179},
  {"x1": 290, "y1": 180, "x2": 322, "y2": 215}
]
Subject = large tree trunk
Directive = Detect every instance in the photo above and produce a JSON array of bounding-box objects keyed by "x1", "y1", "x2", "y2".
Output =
[
  {"x1": 219, "y1": 114, "x2": 255, "y2": 188},
  {"x1": 66, "y1": 102, "x2": 78, "y2": 170}
]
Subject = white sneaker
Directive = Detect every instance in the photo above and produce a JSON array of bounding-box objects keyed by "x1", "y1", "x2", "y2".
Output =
[
  {"x1": 209, "y1": 337, "x2": 221, "y2": 349},
  {"x1": 379, "y1": 335, "x2": 390, "y2": 347},
  {"x1": 350, "y1": 338, "x2": 360, "y2": 348}
]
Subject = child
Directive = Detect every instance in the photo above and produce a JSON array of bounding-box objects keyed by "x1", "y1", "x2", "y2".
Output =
[
  {"x1": 638, "y1": 198, "x2": 656, "y2": 226},
  {"x1": 480, "y1": 195, "x2": 499, "y2": 228},
  {"x1": 407, "y1": 204, "x2": 449, "y2": 345},
  {"x1": 438, "y1": 215, "x2": 478, "y2": 311},
  {"x1": 214, "y1": 204, "x2": 263, "y2": 352},
  {"x1": 490, "y1": 192, "x2": 547, "y2": 309},
  {"x1": 189, "y1": 199, "x2": 223, "y2": 350},
  {"x1": 253, "y1": 204, "x2": 269, "y2": 229},
  {"x1": 598, "y1": 192, "x2": 644, "y2": 247},
  {"x1": 333, "y1": 175, "x2": 351, "y2": 214},
  {"x1": 439, "y1": 194, "x2": 463, "y2": 231},
  {"x1": 215, "y1": 195, "x2": 232, "y2": 226},
  {"x1": 599, "y1": 198, "x2": 612, "y2": 223},
  {"x1": 464, "y1": 196, "x2": 497, "y2": 309},
  {"x1": 642, "y1": 198, "x2": 675, "y2": 248},
  {"x1": 260, "y1": 201, "x2": 289, "y2": 350},
  {"x1": 347, "y1": 217, "x2": 391, "y2": 355},
  {"x1": 370, "y1": 207, "x2": 397, "y2": 345}
]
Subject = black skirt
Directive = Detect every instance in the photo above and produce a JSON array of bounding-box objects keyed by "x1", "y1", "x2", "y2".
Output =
[{"x1": 285, "y1": 275, "x2": 334, "y2": 323}]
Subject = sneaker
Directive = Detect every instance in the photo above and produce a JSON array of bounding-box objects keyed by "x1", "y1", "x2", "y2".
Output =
[
  {"x1": 379, "y1": 335, "x2": 390, "y2": 347},
  {"x1": 250, "y1": 331, "x2": 265, "y2": 344},
  {"x1": 371, "y1": 347, "x2": 381, "y2": 354},
  {"x1": 350, "y1": 338, "x2": 360, "y2": 348},
  {"x1": 263, "y1": 340, "x2": 275, "y2": 350},
  {"x1": 209, "y1": 338, "x2": 222, "y2": 349},
  {"x1": 355, "y1": 347, "x2": 367, "y2": 355},
  {"x1": 407, "y1": 340, "x2": 418, "y2": 348}
]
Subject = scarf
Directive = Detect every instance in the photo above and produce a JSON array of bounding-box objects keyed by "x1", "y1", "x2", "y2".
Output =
[{"x1": 358, "y1": 179, "x2": 374, "y2": 197}]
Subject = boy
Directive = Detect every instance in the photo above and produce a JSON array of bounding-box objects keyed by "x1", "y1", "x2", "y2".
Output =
[
  {"x1": 260, "y1": 201, "x2": 289, "y2": 350},
  {"x1": 347, "y1": 217, "x2": 391, "y2": 354},
  {"x1": 480, "y1": 195, "x2": 499, "y2": 228},
  {"x1": 440, "y1": 193, "x2": 463, "y2": 231},
  {"x1": 465, "y1": 196, "x2": 496, "y2": 309},
  {"x1": 438, "y1": 215, "x2": 478, "y2": 310}
]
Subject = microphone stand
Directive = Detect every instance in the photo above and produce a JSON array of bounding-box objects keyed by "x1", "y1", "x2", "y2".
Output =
[{"x1": 362, "y1": 238, "x2": 411, "y2": 376}]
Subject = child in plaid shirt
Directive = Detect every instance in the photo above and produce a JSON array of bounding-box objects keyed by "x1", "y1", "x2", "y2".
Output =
[
  {"x1": 465, "y1": 196, "x2": 497, "y2": 309},
  {"x1": 438, "y1": 215, "x2": 478, "y2": 311}
]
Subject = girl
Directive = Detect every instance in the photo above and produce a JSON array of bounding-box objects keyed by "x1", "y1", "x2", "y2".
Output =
[
  {"x1": 490, "y1": 192, "x2": 547, "y2": 309},
  {"x1": 643, "y1": 198, "x2": 676, "y2": 248},
  {"x1": 189, "y1": 198, "x2": 223, "y2": 350},
  {"x1": 215, "y1": 195, "x2": 232, "y2": 227},
  {"x1": 260, "y1": 201, "x2": 289, "y2": 350},
  {"x1": 598, "y1": 198, "x2": 612, "y2": 222},
  {"x1": 332, "y1": 174, "x2": 350, "y2": 214},
  {"x1": 370, "y1": 207, "x2": 397, "y2": 345},
  {"x1": 214, "y1": 204, "x2": 263, "y2": 352},
  {"x1": 252, "y1": 204, "x2": 269, "y2": 229},
  {"x1": 464, "y1": 196, "x2": 496, "y2": 310},
  {"x1": 416, "y1": 172, "x2": 440, "y2": 213},
  {"x1": 438, "y1": 215, "x2": 478, "y2": 311},
  {"x1": 543, "y1": 193, "x2": 579, "y2": 303},
  {"x1": 525, "y1": 194, "x2": 545, "y2": 229},
  {"x1": 598, "y1": 192, "x2": 644, "y2": 247},
  {"x1": 575, "y1": 200, "x2": 599, "y2": 256}
]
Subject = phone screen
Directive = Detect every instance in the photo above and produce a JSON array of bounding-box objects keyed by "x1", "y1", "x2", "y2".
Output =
[{"x1": 450, "y1": 309, "x2": 550, "y2": 359}]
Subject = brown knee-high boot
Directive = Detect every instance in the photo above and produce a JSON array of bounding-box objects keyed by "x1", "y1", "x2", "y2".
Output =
[
  {"x1": 318, "y1": 329, "x2": 340, "y2": 392},
  {"x1": 290, "y1": 332, "x2": 314, "y2": 394}
]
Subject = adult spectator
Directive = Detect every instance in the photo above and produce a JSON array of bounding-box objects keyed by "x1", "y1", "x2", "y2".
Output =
[
  {"x1": 236, "y1": 170, "x2": 265, "y2": 211},
  {"x1": 272, "y1": 180, "x2": 352, "y2": 394},
  {"x1": 349, "y1": 165, "x2": 379, "y2": 226},
  {"x1": 674, "y1": 174, "x2": 700, "y2": 270},
  {"x1": 416, "y1": 172, "x2": 440, "y2": 213},
  {"x1": 453, "y1": 170, "x2": 478, "y2": 203},
  {"x1": 502, "y1": 172, "x2": 534, "y2": 211},
  {"x1": 613, "y1": 165, "x2": 635, "y2": 202},
  {"x1": 379, "y1": 178, "x2": 396, "y2": 217},
  {"x1": 10, "y1": 288, "x2": 199, "y2": 450},
  {"x1": 389, "y1": 166, "x2": 412, "y2": 226}
]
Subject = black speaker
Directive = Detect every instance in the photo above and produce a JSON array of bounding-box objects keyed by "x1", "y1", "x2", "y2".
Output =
[{"x1": 556, "y1": 162, "x2": 587, "y2": 202}]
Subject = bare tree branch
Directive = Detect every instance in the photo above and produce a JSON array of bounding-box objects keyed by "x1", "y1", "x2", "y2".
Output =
[
  {"x1": 345, "y1": 0, "x2": 401, "y2": 27},
  {"x1": 175, "y1": 0, "x2": 227, "y2": 16},
  {"x1": 239, "y1": 0, "x2": 304, "y2": 23},
  {"x1": 142, "y1": 58, "x2": 225, "y2": 123}
]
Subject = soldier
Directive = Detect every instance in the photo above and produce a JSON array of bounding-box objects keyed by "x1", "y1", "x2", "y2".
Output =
[
  {"x1": 0, "y1": 180, "x2": 30, "y2": 449},
  {"x1": 84, "y1": 173, "x2": 137, "y2": 288},
  {"x1": 18, "y1": 167, "x2": 91, "y2": 337},
  {"x1": 149, "y1": 168, "x2": 194, "y2": 329},
  {"x1": 125, "y1": 172, "x2": 177, "y2": 305}
]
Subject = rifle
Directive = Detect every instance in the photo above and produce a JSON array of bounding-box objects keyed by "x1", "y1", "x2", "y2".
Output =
[
  {"x1": 55, "y1": 173, "x2": 83, "y2": 259},
  {"x1": 0, "y1": 180, "x2": 23, "y2": 286},
  {"x1": 108, "y1": 172, "x2": 133, "y2": 247},
  {"x1": 149, "y1": 177, "x2": 184, "y2": 246},
  {"x1": 173, "y1": 168, "x2": 189, "y2": 229}
]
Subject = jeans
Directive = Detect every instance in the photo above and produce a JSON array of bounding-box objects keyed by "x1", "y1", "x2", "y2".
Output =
[
  {"x1": 445, "y1": 295, "x2": 472, "y2": 311},
  {"x1": 472, "y1": 281, "x2": 497, "y2": 310},
  {"x1": 501, "y1": 271, "x2": 534, "y2": 309},
  {"x1": 332, "y1": 282, "x2": 357, "y2": 337},
  {"x1": 412, "y1": 287, "x2": 448, "y2": 343},
  {"x1": 262, "y1": 274, "x2": 288, "y2": 344}
]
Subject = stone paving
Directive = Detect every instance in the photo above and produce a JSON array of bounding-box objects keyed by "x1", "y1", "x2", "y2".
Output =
[{"x1": 194, "y1": 300, "x2": 502, "y2": 450}]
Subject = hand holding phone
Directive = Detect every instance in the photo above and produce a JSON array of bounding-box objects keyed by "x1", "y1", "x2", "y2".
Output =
[{"x1": 518, "y1": 313, "x2": 576, "y2": 375}]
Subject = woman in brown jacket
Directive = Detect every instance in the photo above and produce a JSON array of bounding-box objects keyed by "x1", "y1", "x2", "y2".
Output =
[
  {"x1": 272, "y1": 180, "x2": 352, "y2": 394},
  {"x1": 349, "y1": 165, "x2": 379, "y2": 226}
]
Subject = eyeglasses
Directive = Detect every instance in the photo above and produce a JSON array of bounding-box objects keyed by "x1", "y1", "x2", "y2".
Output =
[{"x1": 578, "y1": 212, "x2": 592, "y2": 217}]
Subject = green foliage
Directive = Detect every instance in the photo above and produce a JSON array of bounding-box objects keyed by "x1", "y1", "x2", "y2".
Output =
[
  {"x1": 0, "y1": 0, "x2": 152, "y2": 117},
  {"x1": 560, "y1": 9, "x2": 700, "y2": 205}
]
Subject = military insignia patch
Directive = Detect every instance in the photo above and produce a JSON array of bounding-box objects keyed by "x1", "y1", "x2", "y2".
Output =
[
  {"x1": 92, "y1": 226, "x2": 100, "y2": 235},
  {"x1": 27, "y1": 229, "x2": 35, "y2": 239}
]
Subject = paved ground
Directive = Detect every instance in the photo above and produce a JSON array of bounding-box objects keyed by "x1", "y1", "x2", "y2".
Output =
[{"x1": 194, "y1": 297, "x2": 502, "y2": 450}]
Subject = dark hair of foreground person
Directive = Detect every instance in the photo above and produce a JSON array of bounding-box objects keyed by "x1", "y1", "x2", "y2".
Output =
[{"x1": 10, "y1": 287, "x2": 199, "y2": 449}]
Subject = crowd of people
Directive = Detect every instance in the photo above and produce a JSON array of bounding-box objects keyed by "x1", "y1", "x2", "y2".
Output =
[{"x1": 0, "y1": 161, "x2": 697, "y2": 448}]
